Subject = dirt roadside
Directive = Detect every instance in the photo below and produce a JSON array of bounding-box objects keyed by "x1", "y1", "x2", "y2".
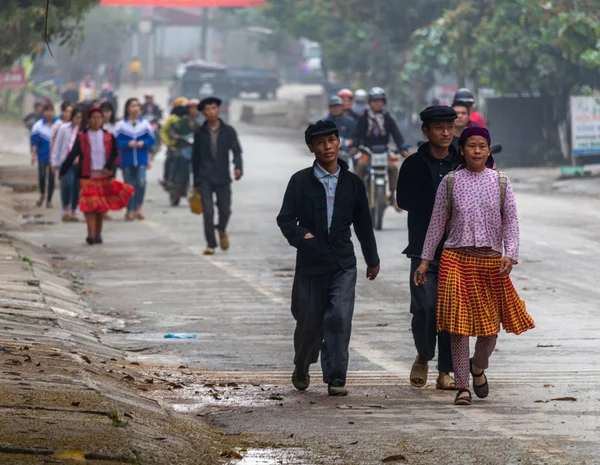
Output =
[{"x1": 0, "y1": 186, "x2": 241, "y2": 465}]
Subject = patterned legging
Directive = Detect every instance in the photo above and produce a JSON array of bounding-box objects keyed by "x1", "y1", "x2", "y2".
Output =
[{"x1": 451, "y1": 334, "x2": 498, "y2": 390}]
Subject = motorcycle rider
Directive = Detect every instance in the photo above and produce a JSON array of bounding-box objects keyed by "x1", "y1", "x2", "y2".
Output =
[
  {"x1": 337, "y1": 88, "x2": 354, "y2": 118},
  {"x1": 141, "y1": 93, "x2": 163, "y2": 121},
  {"x1": 453, "y1": 88, "x2": 486, "y2": 128},
  {"x1": 323, "y1": 96, "x2": 356, "y2": 165},
  {"x1": 167, "y1": 99, "x2": 200, "y2": 196},
  {"x1": 351, "y1": 89, "x2": 368, "y2": 119},
  {"x1": 353, "y1": 87, "x2": 405, "y2": 203},
  {"x1": 159, "y1": 97, "x2": 188, "y2": 187}
]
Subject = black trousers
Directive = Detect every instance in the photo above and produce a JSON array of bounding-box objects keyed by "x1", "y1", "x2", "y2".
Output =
[
  {"x1": 197, "y1": 179, "x2": 231, "y2": 248},
  {"x1": 38, "y1": 162, "x2": 55, "y2": 203},
  {"x1": 409, "y1": 258, "x2": 453, "y2": 373},
  {"x1": 163, "y1": 149, "x2": 175, "y2": 181},
  {"x1": 291, "y1": 267, "x2": 357, "y2": 387}
]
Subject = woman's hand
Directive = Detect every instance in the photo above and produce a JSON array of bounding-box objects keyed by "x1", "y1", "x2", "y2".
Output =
[
  {"x1": 128, "y1": 140, "x2": 136, "y2": 148},
  {"x1": 303, "y1": 232, "x2": 314, "y2": 239},
  {"x1": 499, "y1": 257, "x2": 515, "y2": 277},
  {"x1": 137, "y1": 141, "x2": 144, "y2": 148},
  {"x1": 413, "y1": 260, "x2": 430, "y2": 287}
]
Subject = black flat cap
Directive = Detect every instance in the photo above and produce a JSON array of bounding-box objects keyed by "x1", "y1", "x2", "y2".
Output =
[
  {"x1": 420, "y1": 105, "x2": 457, "y2": 124},
  {"x1": 305, "y1": 120, "x2": 339, "y2": 145},
  {"x1": 198, "y1": 96, "x2": 222, "y2": 111}
]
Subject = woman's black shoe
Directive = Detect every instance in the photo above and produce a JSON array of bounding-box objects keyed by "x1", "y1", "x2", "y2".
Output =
[{"x1": 86, "y1": 237, "x2": 95, "y2": 245}]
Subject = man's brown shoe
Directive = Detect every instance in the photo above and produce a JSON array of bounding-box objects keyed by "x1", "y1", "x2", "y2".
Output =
[
  {"x1": 218, "y1": 231, "x2": 230, "y2": 251},
  {"x1": 203, "y1": 247, "x2": 216, "y2": 256}
]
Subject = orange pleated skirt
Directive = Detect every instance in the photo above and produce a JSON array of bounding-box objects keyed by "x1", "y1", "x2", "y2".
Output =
[
  {"x1": 79, "y1": 177, "x2": 134, "y2": 214},
  {"x1": 437, "y1": 249, "x2": 535, "y2": 336}
]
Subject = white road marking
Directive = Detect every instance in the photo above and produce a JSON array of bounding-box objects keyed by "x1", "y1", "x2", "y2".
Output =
[{"x1": 565, "y1": 249, "x2": 585, "y2": 255}]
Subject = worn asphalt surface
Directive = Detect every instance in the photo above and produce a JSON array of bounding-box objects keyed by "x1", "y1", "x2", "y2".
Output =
[{"x1": 3, "y1": 84, "x2": 600, "y2": 464}]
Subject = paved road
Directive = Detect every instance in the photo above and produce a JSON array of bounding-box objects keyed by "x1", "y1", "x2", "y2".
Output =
[{"x1": 8, "y1": 84, "x2": 600, "y2": 464}]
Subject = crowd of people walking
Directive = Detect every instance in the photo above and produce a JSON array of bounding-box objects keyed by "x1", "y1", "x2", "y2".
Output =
[{"x1": 24, "y1": 78, "x2": 534, "y2": 407}]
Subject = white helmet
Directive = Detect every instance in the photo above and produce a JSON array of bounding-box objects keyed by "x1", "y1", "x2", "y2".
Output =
[{"x1": 354, "y1": 89, "x2": 368, "y2": 104}]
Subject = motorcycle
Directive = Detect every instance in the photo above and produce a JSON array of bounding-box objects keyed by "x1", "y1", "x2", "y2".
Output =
[
  {"x1": 339, "y1": 136, "x2": 353, "y2": 167},
  {"x1": 358, "y1": 144, "x2": 390, "y2": 231},
  {"x1": 167, "y1": 133, "x2": 194, "y2": 206},
  {"x1": 145, "y1": 114, "x2": 162, "y2": 159}
]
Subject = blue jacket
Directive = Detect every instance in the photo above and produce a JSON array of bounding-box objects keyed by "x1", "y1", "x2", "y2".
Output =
[
  {"x1": 114, "y1": 117, "x2": 155, "y2": 167},
  {"x1": 323, "y1": 113, "x2": 356, "y2": 147},
  {"x1": 31, "y1": 118, "x2": 58, "y2": 164}
]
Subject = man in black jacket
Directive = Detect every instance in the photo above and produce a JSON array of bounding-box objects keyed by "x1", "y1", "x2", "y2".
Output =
[
  {"x1": 396, "y1": 105, "x2": 460, "y2": 391},
  {"x1": 277, "y1": 120, "x2": 380, "y2": 397},
  {"x1": 192, "y1": 97, "x2": 243, "y2": 255}
]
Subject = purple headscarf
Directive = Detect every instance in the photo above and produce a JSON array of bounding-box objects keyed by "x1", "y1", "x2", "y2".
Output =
[
  {"x1": 458, "y1": 126, "x2": 491, "y2": 147},
  {"x1": 458, "y1": 126, "x2": 495, "y2": 169}
]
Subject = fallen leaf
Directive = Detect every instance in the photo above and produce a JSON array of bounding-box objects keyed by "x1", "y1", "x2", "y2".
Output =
[
  {"x1": 348, "y1": 421, "x2": 355, "y2": 425},
  {"x1": 382, "y1": 454, "x2": 406, "y2": 462},
  {"x1": 376, "y1": 323, "x2": 388, "y2": 327},
  {"x1": 269, "y1": 394, "x2": 284, "y2": 401},
  {"x1": 349, "y1": 440, "x2": 359, "y2": 445},
  {"x1": 81, "y1": 290, "x2": 97, "y2": 295},
  {"x1": 551, "y1": 397, "x2": 577, "y2": 402},
  {"x1": 543, "y1": 384, "x2": 554, "y2": 388},
  {"x1": 227, "y1": 382, "x2": 238, "y2": 387},
  {"x1": 71, "y1": 402, "x2": 81, "y2": 407},
  {"x1": 53, "y1": 449, "x2": 85, "y2": 461},
  {"x1": 122, "y1": 375, "x2": 135, "y2": 382},
  {"x1": 130, "y1": 362, "x2": 140, "y2": 366},
  {"x1": 537, "y1": 344, "x2": 558, "y2": 348},
  {"x1": 81, "y1": 356, "x2": 91, "y2": 364}
]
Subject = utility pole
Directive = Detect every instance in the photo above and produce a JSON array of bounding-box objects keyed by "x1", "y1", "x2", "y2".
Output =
[{"x1": 200, "y1": 8, "x2": 209, "y2": 60}]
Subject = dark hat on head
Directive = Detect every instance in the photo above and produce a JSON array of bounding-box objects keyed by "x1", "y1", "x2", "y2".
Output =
[
  {"x1": 459, "y1": 126, "x2": 491, "y2": 147},
  {"x1": 420, "y1": 105, "x2": 457, "y2": 125},
  {"x1": 305, "y1": 120, "x2": 339, "y2": 145},
  {"x1": 198, "y1": 96, "x2": 222, "y2": 111},
  {"x1": 87, "y1": 107, "x2": 102, "y2": 118}
]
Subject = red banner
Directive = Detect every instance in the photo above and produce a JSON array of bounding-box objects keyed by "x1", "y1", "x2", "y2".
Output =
[
  {"x1": 0, "y1": 67, "x2": 25, "y2": 90},
  {"x1": 100, "y1": 0, "x2": 265, "y2": 6}
]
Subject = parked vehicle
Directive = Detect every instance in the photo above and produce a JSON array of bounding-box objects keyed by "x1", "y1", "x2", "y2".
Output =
[
  {"x1": 169, "y1": 60, "x2": 231, "y2": 122},
  {"x1": 228, "y1": 66, "x2": 280, "y2": 100}
]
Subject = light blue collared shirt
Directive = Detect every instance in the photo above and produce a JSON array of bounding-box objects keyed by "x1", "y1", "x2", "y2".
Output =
[{"x1": 314, "y1": 162, "x2": 340, "y2": 231}]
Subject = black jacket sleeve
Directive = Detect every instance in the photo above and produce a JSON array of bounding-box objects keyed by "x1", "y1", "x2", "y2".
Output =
[
  {"x1": 352, "y1": 115, "x2": 368, "y2": 148},
  {"x1": 396, "y1": 155, "x2": 417, "y2": 211},
  {"x1": 230, "y1": 126, "x2": 243, "y2": 173},
  {"x1": 105, "y1": 134, "x2": 119, "y2": 171},
  {"x1": 59, "y1": 135, "x2": 82, "y2": 178},
  {"x1": 352, "y1": 178, "x2": 380, "y2": 268},
  {"x1": 192, "y1": 128, "x2": 202, "y2": 188},
  {"x1": 385, "y1": 113, "x2": 404, "y2": 148},
  {"x1": 276, "y1": 175, "x2": 311, "y2": 249}
]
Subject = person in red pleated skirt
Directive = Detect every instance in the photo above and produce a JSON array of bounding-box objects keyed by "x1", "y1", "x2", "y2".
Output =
[{"x1": 59, "y1": 108, "x2": 134, "y2": 245}]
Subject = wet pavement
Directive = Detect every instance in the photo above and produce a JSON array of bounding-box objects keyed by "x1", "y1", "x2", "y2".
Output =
[{"x1": 3, "y1": 84, "x2": 600, "y2": 463}]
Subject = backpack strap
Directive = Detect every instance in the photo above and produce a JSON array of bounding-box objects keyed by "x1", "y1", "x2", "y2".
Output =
[
  {"x1": 445, "y1": 171, "x2": 456, "y2": 234},
  {"x1": 497, "y1": 170, "x2": 508, "y2": 218}
]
